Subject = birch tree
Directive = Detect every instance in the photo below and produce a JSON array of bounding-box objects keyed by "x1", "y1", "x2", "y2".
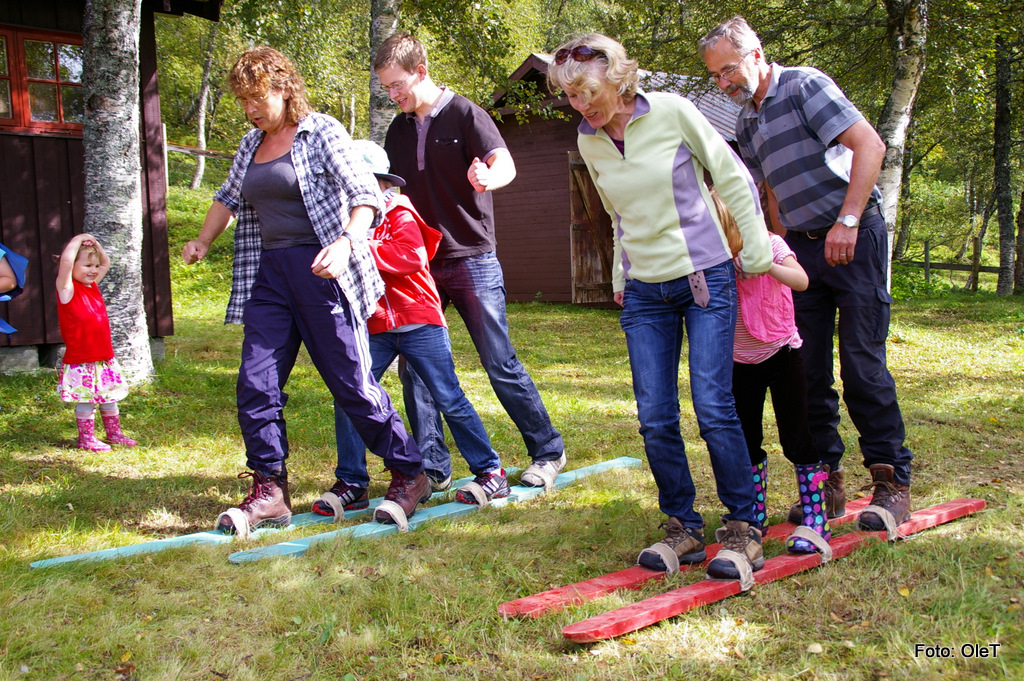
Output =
[
  {"x1": 876, "y1": 0, "x2": 928, "y2": 263},
  {"x1": 189, "y1": 20, "x2": 219, "y2": 189},
  {"x1": 82, "y1": 0, "x2": 153, "y2": 381},
  {"x1": 369, "y1": 0, "x2": 402, "y2": 143}
]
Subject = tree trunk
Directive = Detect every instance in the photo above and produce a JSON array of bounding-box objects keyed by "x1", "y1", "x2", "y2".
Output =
[
  {"x1": 993, "y1": 34, "x2": 1015, "y2": 295},
  {"x1": 893, "y1": 132, "x2": 914, "y2": 259},
  {"x1": 876, "y1": 0, "x2": 928, "y2": 276},
  {"x1": 963, "y1": 193, "x2": 995, "y2": 291},
  {"x1": 189, "y1": 20, "x2": 219, "y2": 190},
  {"x1": 1015, "y1": 186, "x2": 1024, "y2": 294},
  {"x1": 83, "y1": 0, "x2": 153, "y2": 382},
  {"x1": 369, "y1": 0, "x2": 401, "y2": 143}
]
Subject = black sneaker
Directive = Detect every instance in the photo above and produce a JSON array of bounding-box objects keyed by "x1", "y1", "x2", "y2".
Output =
[
  {"x1": 312, "y1": 478, "x2": 369, "y2": 516},
  {"x1": 455, "y1": 469, "x2": 511, "y2": 505}
]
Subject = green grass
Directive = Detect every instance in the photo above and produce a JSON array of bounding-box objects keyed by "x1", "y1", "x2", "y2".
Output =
[{"x1": 0, "y1": 187, "x2": 1022, "y2": 680}]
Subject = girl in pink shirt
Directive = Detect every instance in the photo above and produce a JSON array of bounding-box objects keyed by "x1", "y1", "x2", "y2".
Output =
[{"x1": 726, "y1": 205, "x2": 831, "y2": 556}]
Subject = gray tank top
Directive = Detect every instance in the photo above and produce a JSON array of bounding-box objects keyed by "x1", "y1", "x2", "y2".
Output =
[{"x1": 241, "y1": 152, "x2": 320, "y2": 249}]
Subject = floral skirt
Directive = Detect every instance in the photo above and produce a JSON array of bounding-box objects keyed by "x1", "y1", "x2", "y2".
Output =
[{"x1": 58, "y1": 359, "x2": 130, "y2": 404}]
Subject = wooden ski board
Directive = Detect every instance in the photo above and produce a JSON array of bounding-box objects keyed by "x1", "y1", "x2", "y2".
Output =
[
  {"x1": 228, "y1": 456, "x2": 644, "y2": 564},
  {"x1": 561, "y1": 497, "x2": 985, "y2": 643},
  {"x1": 29, "y1": 471, "x2": 498, "y2": 569},
  {"x1": 498, "y1": 497, "x2": 873, "y2": 619}
]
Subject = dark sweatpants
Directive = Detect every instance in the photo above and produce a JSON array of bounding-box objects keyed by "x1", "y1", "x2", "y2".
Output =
[
  {"x1": 236, "y1": 246, "x2": 421, "y2": 478},
  {"x1": 785, "y1": 213, "x2": 913, "y2": 485},
  {"x1": 732, "y1": 345, "x2": 819, "y2": 467}
]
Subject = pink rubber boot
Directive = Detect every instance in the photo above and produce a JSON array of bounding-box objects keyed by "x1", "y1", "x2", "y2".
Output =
[
  {"x1": 77, "y1": 415, "x2": 112, "y2": 452},
  {"x1": 101, "y1": 412, "x2": 138, "y2": 447}
]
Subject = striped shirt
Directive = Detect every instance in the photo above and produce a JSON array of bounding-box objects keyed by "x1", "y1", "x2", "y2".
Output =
[
  {"x1": 215, "y1": 113, "x2": 384, "y2": 324},
  {"x1": 735, "y1": 63, "x2": 883, "y2": 232}
]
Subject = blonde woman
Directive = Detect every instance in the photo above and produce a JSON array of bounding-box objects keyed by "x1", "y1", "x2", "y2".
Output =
[{"x1": 548, "y1": 34, "x2": 772, "y2": 584}]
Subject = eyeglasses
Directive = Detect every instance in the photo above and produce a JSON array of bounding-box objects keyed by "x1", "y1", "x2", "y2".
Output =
[
  {"x1": 236, "y1": 92, "x2": 270, "y2": 107},
  {"x1": 554, "y1": 45, "x2": 606, "y2": 65},
  {"x1": 383, "y1": 75, "x2": 414, "y2": 94},
  {"x1": 708, "y1": 52, "x2": 753, "y2": 83}
]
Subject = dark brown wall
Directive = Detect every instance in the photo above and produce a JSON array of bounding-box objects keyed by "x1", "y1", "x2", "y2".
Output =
[
  {"x1": 492, "y1": 112, "x2": 579, "y2": 302},
  {"x1": 1, "y1": 0, "x2": 175, "y2": 346},
  {"x1": 0, "y1": 134, "x2": 84, "y2": 345},
  {"x1": 0, "y1": 0, "x2": 82, "y2": 33}
]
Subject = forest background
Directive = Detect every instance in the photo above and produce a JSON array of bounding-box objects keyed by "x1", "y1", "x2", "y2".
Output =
[{"x1": 154, "y1": 0, "x2": 1024, "y2": 296}]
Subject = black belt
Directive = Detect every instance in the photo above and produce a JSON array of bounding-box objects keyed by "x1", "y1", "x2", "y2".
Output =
[{"x1": 795, "y1": 203, "x2": 882, "y2": 239}]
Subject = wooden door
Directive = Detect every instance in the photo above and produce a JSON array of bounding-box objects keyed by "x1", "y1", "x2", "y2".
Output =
[{"x1": 568, "y1": 151, "x2": 614, "y2": 304}]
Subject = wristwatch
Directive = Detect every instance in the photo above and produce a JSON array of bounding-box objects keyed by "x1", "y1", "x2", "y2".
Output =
[{"x1": 838, "y1": 214, "x2": 860, "y2": 228}]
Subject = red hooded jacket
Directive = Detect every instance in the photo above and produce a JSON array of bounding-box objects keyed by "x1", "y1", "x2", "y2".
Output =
[{"x1": 366, "y1": 192, "x2": 446, "y2": 334}]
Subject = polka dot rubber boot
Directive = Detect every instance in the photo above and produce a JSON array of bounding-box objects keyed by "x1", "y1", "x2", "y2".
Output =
[
  {"x1": 751, "y1": 459, "x2": 768, "y2": 531},
  {"x1": 787, "y1": 462, "x2": 832, "y2": 553}
]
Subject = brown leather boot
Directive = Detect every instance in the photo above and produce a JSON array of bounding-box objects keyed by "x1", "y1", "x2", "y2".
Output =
[
  {"x1": 788, "y1": 464, "x2": 845, "y2": 523},
  {"x1": 374, "y1": 469, "x2": 432, "y2": 526},
  {"x1": 857, "y1": 464, "x2": 911, "y2": 531},
  {"x1": 217, "y1": 470, "x2": 292, "y2": 535}
]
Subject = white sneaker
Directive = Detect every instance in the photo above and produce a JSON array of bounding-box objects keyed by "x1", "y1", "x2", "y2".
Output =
[{"x1": 520, "y1": 454, "x2": 567, "y2": 488}]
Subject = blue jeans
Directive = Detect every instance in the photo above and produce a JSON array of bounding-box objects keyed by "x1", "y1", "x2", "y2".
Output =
[
  {"x1": 620, "y1": 262, "x2": 756, "y2": 528},
  {"x1": 402, "y1": 252, "x2": 564, "y2": 480},
  {"x1": 785, "y1": 212, "x2": 913, "y2": 485},
  {"x1": 335, "y1": 324, "x2": 501, "y2": 487}
]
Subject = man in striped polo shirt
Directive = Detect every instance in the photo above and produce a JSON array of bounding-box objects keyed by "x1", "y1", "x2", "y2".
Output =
[{"x1": 699, "y1": 16, "x2": 914, "y2": 535}]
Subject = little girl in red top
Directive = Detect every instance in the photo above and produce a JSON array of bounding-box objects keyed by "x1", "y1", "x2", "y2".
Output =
[{"x1": 56, "y1": 234, "x2": 137, "y2": 452}]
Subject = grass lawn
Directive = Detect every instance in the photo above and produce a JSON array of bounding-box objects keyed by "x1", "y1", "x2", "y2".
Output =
[{"x1": 0, "y1": 186, "x2": 1022, "y2": 680}]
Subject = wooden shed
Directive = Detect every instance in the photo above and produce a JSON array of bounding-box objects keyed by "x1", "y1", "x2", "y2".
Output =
[
  {"x1": 489, "y1": 53, "x2": 741, "y2": 304},
  {"x1": 0, "y1": 0, "x2": 221, "y2": 370}
]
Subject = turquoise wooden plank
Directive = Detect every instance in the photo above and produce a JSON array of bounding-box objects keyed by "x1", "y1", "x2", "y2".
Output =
[
  {"x1": 228, "y1": 457, "x2": 642, "y2": 564},
  {"x1": 29, "y1": 472, "x2": 487, "y2": 569}
]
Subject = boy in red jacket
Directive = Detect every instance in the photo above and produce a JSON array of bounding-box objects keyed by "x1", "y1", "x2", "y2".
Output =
[{"x1": 314, "y1": 141, "x2": 509, "y2": 517}]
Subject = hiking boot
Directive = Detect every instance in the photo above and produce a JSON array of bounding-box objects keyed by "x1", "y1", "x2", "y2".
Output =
[
  {"x1": 520, "y1": 453, "x2": 566, "y2": 488},
  {"x1": 76, "y1": 415, "x2": 111, "y2": 452},
  {"x1": 857, "y1": 464, "x2": 911, "y2": 531},
  {"x1": 788, "y1": 464, "x2": 845, "y2": 524},
  {"x1": 373, "y1": 470, "x2": 432, "y2": 526},
  {"x1": 637, "y1": 517, "x2": 706, "y2": 572},
  {"x1": 216, "y1": 470, "x2": 291, "y2": 534},
  {"x1": 311, "y1": 478, "x2": 369, "y2": 516},
  {"x1": 426, "y1": 471, "x2": 452, "y2": 493},
  {"x1": 706, "y1": 520, "x2": 765, "y2": 580},
  {"x1": 455, "y1": 468, "x2": 511, "y2": 505}
]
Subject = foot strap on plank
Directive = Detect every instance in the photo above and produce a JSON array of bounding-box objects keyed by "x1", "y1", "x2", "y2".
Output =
[
  {"x1": 787, "y1": 526, "x2": 834, "y2": 563},
  {"x1": 708, "y1": 550, "x2": 755, "y2": 591},
  {"x1": 216, "y1": 508, "x2": 251, "y2": 540},
  {"x1": 375, "y1": 500, "x2": 410, "y2": 532},
  {"x1": 861, "y1": 505, "x2": 902, "y2": 541},
  {"x1": 317, "y1": 492, "x2": 346, "y2": 523},
  {"x1": 460, "y1": 481, "x2": 489, "y2": 508},
  {"x1": 636, "y1": 543, "x2": 680, "y2": 575}
]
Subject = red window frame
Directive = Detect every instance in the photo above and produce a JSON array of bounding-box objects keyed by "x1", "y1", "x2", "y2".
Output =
[{"x1": 0, "y1": 26, "x2": 84, "y2": 136}]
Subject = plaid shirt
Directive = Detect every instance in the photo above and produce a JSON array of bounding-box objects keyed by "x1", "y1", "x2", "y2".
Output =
[{"x1": 214, "y1": 113, "x2": 385, "y2": 324}]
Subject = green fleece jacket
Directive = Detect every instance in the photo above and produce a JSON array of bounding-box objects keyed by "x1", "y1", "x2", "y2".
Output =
[{"x1": 577, "y1": 92, "x2": 771, "y2": 292}]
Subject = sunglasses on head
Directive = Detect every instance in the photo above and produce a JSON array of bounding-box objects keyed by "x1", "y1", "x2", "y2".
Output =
[{"x1": 554, "y1": 45, "x2": 606, "y2": 65}]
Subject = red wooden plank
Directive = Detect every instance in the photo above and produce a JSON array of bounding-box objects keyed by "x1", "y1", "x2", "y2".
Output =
[
  {"x1": 562, "y1": 498, "x2": 985, "y2": 643},
  {"x1": 500, "y1": 497, "x2": 872, "y2": 619}
]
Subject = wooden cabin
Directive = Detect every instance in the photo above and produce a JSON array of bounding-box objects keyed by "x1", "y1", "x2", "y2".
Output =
[
  {"x1": 489, "y1": 53, "x2": 741, "y2": 304},
  {"x1": 0, "y1": 0, "x2": 221, "y2": 372}
]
